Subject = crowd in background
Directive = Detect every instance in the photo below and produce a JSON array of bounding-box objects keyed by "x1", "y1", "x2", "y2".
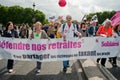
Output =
[{"x1": 0, "y1": 19, "x2": 99, "y2": 38}]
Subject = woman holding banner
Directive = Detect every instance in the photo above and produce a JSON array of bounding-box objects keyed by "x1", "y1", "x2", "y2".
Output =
[
  {"x1": 96, "y1": 20, "x2": 113, "y2": 67},
  {"x1": 2, "y1": 21, "x2": 19, "y2": 73},
  {"x1": 30, "y1": 21, "x2": 49, "y2": 73},
  {"x1": 111, "y1": 24, "x2": 120, "y2": 67}
]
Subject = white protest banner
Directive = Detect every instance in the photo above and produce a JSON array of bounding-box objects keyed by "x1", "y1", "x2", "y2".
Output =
[{"x1": 0, "y1": 37, "x2": 120, "y2": 62}]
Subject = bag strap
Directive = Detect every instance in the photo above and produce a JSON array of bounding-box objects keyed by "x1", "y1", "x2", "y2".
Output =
[{"x1": 62, "y1": 24, "x2": 66, "y2": 32}]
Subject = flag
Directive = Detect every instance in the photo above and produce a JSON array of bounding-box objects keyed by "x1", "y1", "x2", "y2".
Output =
[
  {"x1": 54, "y1": 16, "x2": 63, "y2": 23},
  {"x1": 110, "y1": 11, "x2": 120, "y2": 26},
  {"x1": 90, "y1": 15, "x2": 98, "y2": 24},
  {"x1": 49, "y1": 16, "x2": 55, "y2": 19},
  {"x1": 81, "y1": 15, "x2": 87, "y2": 21}
]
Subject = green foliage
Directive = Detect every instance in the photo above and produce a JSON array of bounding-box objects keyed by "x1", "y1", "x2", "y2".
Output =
[
  {"x1": 0, "y1": 4, "x2": 47, "y2": 25},
  {"x1": 87, "y1": 11, "x2": 116, "y2": 24}
]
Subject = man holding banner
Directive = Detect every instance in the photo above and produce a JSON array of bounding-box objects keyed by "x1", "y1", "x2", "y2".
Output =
[
  {"x1": 59, "y1": 15, "x2": 82, "y2": 72},
  {"x1": 88, "y1": 15, "x2": 98, "y2": 37}
]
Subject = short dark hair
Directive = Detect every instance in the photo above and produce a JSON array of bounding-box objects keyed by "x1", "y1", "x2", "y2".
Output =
[{"x1": 80, "y1": 22, "x2": 85, "y2": 28}]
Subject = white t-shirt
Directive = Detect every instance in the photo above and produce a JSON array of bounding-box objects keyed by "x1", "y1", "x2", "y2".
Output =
[
  {"x1": 59, "y1": 23, "x2": 77, "y2": 38},
  {"x1": 93, "y1": 26, "x2": 96, "y2": 36}
]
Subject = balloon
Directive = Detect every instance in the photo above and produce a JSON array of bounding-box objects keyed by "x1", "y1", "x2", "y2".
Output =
[{"x1": 58, "y1": 0, "x2": 66, "y2": 7}]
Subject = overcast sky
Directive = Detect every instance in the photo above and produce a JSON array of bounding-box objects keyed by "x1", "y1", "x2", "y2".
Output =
[{"x1": 0, "y1": 0, "x2": 120, "y2": 21}]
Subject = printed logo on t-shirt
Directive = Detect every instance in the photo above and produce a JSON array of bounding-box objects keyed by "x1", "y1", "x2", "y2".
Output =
[{"x1": 64, "y1": 30, "x2": 67, "y2": 33}]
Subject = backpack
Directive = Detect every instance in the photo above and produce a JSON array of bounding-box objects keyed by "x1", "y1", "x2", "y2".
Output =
[{"x1": 62, "y1": 23, "x2": 79, "y2": 37}]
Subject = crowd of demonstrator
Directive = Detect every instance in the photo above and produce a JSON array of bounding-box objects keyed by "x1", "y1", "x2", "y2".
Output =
[{"x1": 0, "y1": 15, "x2": 120, "y2": 73}]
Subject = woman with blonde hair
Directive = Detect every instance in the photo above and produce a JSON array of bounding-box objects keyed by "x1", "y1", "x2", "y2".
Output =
[
  {"x1": 96, "y1": 20, "x2": 113, "y2": 67},
  {"x1": 30, "y1": 21, "x2": 49, "y2": 73}
]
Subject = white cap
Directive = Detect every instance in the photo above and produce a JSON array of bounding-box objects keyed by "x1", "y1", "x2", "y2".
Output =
[{"x1": 102, "y1": 18, "x2": 111, "y2": 26}]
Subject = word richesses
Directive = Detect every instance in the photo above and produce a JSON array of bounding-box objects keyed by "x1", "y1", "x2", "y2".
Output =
[{"x1": 0, "y1": 40, "x2": 81, "y2": 51}]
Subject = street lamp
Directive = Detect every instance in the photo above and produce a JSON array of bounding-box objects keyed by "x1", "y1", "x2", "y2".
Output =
[
  {"x1": 32, "y1": 2, "x2": 36, "y2": 23},
  {"x1": 33, "y1": 2, "x2": 35, "y2": 11}
]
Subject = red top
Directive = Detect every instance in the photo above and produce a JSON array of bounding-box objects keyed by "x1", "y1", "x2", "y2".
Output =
[{"x1": 97, "y1": 26, "x2": 113, "y2": 36}]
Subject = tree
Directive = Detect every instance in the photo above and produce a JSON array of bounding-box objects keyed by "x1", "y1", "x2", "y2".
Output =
[
  {"x1": 7, "y1": 6, "x2": 24, "y2": 24},
  {"x1": 0, "y1": 4, "x2": 47, "y2": 25},
  {"x1": 0, "y1": 5, "x2": 8, "y2": 24}
]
